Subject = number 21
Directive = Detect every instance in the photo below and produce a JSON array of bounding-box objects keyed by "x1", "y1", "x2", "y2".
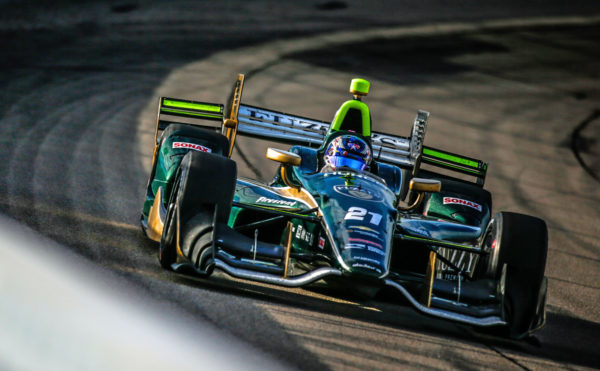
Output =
[{"x1": 344, "y1": 207, "x2": 382, "y2": 225}]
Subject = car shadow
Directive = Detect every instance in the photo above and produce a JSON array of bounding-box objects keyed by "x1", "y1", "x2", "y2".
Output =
[{"x1": 172, "y1": 271, "x2": 600, "y2": 369}]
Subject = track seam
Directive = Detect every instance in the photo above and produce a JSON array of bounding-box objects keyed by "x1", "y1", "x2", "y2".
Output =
[{"x1": 487, "y1": 344, "x2": 532, "y2": 371}]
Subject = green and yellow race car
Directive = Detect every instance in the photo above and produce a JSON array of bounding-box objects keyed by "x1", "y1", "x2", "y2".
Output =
[{"x1": 141, "y1": 75, "x2": 548, "y2": 339}]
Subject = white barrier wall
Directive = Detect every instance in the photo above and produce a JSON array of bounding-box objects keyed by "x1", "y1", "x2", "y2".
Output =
[{"x1": 0, "y1": 217, "x2": 285, "y2": 371}]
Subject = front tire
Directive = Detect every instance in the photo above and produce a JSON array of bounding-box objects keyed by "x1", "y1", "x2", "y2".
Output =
[
  {"x1": 174, "y1": 151, "x2": 236, "y2": 272},
  {"x1": 480, "y1": 212, "x2": 548, "y2": 338},
  {"x1": 158, "y1": 203, "x2": 177, "y2": 269}
]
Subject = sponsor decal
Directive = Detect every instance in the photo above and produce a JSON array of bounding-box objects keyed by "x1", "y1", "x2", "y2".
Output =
[
  {"x1": 327, "y1": 172, "x2": 383, "y2": 183},
  {"x1": 294, "y1": 225, "x2": 314, "y2": 244},
  {"x1": 371, "y1": 132, "x2": 410, "y2": 150},
  {"x1": 256, "y1": 196, "x2": 296, "y2": 207},
  {"x1": 345, "y1": 243, "x2": 366, "y2": 250},
  {"x1": 442, "y1": 273, "x2": 460, "y2": 281},
  {"x1": 239, "y1": 106, "x2": 409, "y2": 156},
  {"x1": 344, "y1": 243, "x2": 385, "y2": 256},
  {"x1": 350, "y1": 229, "x2": 383, "y2": 241},
  {"x1": 240, "y1": 184, "x2": 310, "y2": 207},
  {"x1": 241, "y1": 106, "x2": 328, "y2": 135},
  {"x1": 172, "y1": 142, "x2": 212, "y2": 153},
  {"x1": 349, "y1": 226, "x2": 383, "y2": 240},
  {"x1": 367, "y1": 245, "x2": 385, "y2": 256},
  {"x1": 318, "y1": 237, "x2": 326, "y2": 249},
  {"x1": 350, "y1": 225, "x2": 379, "y2": 234},
  {"x1": 351, "y1": 263, "x2": 382, "y2": 274},
  {"x1": 443, "y1": 197, "x2": 482, "y2": 212},
  {"x1": 295, "y1": 225, "x2": 303, "y2": 239},
  {"x1": 348, "y1": 237, "x2": 383, "y2": 249},
  {"x1": 334, "y1": 185, "x2": 382, "y2": 201},
  {"x1": 353, "y1": 256, "x2": 381, "y2": 265},
  {"x1": 437, "y1": 249, "x2": 478, "y2": 275}
]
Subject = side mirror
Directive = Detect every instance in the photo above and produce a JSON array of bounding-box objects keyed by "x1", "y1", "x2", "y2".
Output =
[
  {"x1": 266, "y1": 148, "x2": 301, "y2": 189},
  {"x1": 266, "y1": 148, "x2": 301, "y2": 166},
  {"x1": 409, "y1": 178, "x2": 441, "y2": 193},
  {"x1": 399, "y1": 178, "x2": 441, "y2": 211}
]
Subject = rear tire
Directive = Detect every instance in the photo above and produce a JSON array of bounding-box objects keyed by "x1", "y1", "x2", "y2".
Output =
[
  {"x1": 142, "y1": 124, "x2": 230, "y2": 232},
  {"x1": 481, "y1": 212, "x2": 548, "y2": 338},
  {"x1": 175, "y1": 151, "x2": 237, "y2": 272}
]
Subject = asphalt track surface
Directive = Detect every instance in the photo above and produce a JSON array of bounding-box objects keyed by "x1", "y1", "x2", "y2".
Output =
[{"x1": 2, "y1": 1, "x2": 600, "y2": 369}]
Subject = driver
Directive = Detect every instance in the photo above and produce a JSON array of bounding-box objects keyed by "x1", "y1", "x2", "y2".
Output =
[{"x1": 322, "y1": 134, "x2": 372, "y2": 172}]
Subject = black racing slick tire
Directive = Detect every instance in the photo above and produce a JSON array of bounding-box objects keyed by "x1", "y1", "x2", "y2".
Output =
[
  {"x1": 161, "y1": 123, "x2": 230, "y2": 156},
  {"x1": 481, "y1": 212, "x2": 548, "y2": 339},
  {"x1": 175, "y1": 151, "x2": 237, "y2": 272}
]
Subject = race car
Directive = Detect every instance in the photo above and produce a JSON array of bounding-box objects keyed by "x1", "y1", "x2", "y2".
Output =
[{"x1": 140, "y1": 75, "x2": 548, "y2": 339}]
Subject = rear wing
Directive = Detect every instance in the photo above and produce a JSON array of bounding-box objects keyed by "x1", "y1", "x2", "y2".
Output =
[
  {"x1": 155, "y1": 97, "x2": 223, "y2": 135},
  {"x1": 237, "y1": 104, "x2": 419, "y2": 168},
  {"x1": 236, "y1": 105, "x2": 487, "y2": 185},
  {"x1": 152, "y1": 74, "x2": 487, "y2": 186}
]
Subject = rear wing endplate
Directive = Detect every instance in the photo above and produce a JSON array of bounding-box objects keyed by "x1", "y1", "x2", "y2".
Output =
[
  {"x1": 151, "y1": 97, "x2": 224, "y2": 165},
  {"x1": 156, "y1": 97, "x2": 223, "y2": 131}
]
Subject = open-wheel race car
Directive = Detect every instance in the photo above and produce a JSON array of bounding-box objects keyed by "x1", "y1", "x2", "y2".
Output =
[{"x1": 141, "y1": 75, "x2": 548, "y2": 339}]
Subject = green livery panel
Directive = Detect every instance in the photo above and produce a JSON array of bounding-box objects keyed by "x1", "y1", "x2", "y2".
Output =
[
  {"x1": 160, "y1": 97, "x2": 224, "y2": 121},
  {"x1": 422, "y1": 146, "x2": 488, "y2": 185}
]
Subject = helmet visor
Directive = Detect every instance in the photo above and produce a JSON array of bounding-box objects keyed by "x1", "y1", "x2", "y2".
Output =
[{"x1": 327, "y1": 156, "x2": 367, "y2": 171}]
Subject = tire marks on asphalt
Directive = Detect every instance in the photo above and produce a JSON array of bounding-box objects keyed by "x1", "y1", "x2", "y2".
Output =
[{"x1": 571, "y1": 109, "x2": 600, "y2": 181}]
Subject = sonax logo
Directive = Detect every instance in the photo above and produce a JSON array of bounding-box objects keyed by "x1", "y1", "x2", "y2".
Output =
[
  {"x1": 443, "y1": 197, "x2": 482, "y2": 212},
  {"x1": 172, "y1": 142, "x2": 212, "y2": 153}
]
